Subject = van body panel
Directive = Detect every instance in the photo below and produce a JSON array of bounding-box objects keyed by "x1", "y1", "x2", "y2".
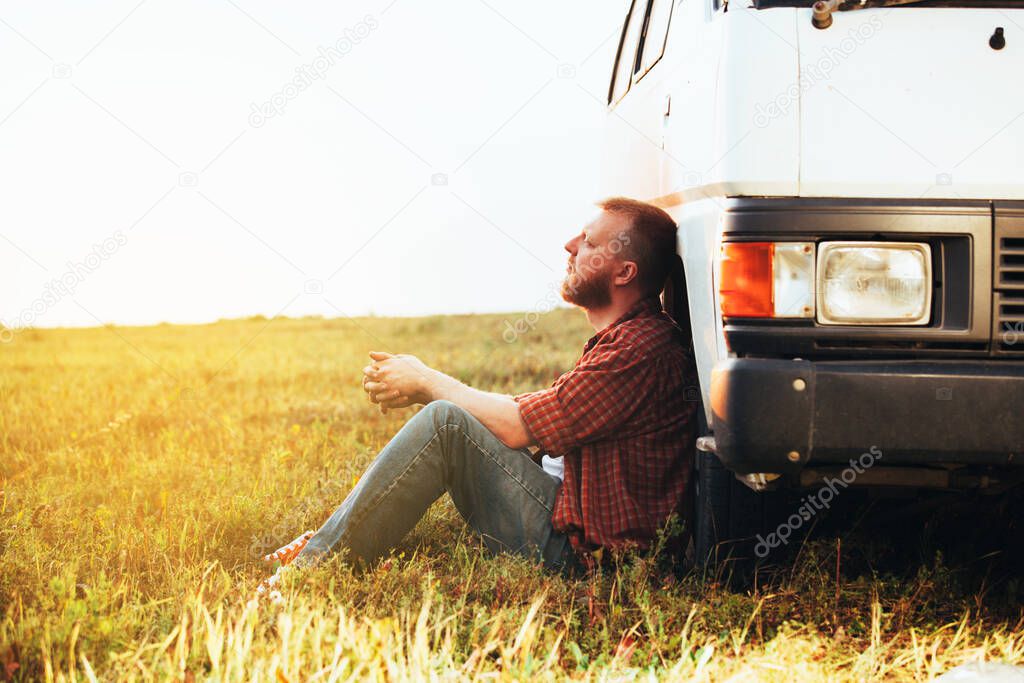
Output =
[
  {"x1": 796, "y1": 8, "x2": 1024, "y2": 199},
  {"x1": 711, "y1": 8, "x2": 800, "y2": 198},
  {"x1": 664, "y1": 196, "x2": 727, "y2": 424}
]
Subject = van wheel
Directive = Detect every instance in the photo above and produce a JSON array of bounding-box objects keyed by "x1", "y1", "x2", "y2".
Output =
[{"x1": 693, "y1": 450, "x2": 787, "y2": 579}]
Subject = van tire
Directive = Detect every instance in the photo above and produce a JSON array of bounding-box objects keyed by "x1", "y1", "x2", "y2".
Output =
[{"x1": 693, "y1": 450, "x2": 786, "y2": 578}]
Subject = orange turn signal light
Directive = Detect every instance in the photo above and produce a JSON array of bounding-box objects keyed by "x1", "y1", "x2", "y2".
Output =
[{"x1": 720, "y1": 242, "x2": 773, "y2": 317}]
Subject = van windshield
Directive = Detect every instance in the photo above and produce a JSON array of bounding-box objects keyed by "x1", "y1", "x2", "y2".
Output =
[{"x1": 755, "y1": 1, "x2": 1024, "y2": 6}]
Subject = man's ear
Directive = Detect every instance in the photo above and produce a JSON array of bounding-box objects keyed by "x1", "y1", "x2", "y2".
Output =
[{"x1": 613, "y1": 260, "x2": 639, "y2": 287}]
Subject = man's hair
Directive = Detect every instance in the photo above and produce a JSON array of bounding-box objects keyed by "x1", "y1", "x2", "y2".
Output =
[{"x1": 597, "y1": 197, "x2": 678, "y2": 296}]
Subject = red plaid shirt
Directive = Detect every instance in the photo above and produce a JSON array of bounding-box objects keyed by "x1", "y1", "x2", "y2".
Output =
[{"x1": 514, "y1": 295, "x2": 697, "y2": 554}]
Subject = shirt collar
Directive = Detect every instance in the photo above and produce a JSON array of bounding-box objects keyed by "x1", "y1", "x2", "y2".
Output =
[{"x1": 582, "y1": 295, "x2": 663, "y2": 353}]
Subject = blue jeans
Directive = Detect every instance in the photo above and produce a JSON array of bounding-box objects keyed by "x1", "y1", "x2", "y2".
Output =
[{"x1": 295, "y1": 400, "x2": 581, "y2": 574}]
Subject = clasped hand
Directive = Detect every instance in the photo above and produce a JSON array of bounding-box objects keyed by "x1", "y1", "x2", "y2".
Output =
[{"x1": 362, "y1": 351, "x2": 434, "y2": 414}]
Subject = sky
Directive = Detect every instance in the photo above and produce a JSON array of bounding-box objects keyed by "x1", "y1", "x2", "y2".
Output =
[{"x1": 0, "y1": 0, "x2": 626, "y2": 329}]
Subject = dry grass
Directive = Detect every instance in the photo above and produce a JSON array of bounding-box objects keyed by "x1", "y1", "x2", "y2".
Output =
[{"x1": 2, "y1": 309, "x2": 1023, "y2": 681}]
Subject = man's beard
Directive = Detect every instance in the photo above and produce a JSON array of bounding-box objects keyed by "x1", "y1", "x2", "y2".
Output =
[{"x1": 561, "y1": 266, "x2": 612, "y2": 309}]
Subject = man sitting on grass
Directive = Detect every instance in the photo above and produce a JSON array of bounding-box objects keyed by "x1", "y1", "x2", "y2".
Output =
[{"x1": 263, "y1": 197, "x2": 698, "y2": 590}]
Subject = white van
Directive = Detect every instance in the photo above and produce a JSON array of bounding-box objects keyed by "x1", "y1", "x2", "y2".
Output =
[{"x1": 601, "y1": 0, "x2": 1024, "y2": 567}]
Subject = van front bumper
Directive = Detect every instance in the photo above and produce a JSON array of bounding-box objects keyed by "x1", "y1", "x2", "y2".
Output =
[{"x1": 710, "y1": 359, "x2": 1024, "y2": 474}]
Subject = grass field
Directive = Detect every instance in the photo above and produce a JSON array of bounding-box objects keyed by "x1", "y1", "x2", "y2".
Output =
[{"x1": 2, "y1": 308, "x2": 1023, "y2": 681}]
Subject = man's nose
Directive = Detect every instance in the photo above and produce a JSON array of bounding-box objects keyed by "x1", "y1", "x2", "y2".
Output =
[{"x1": 565, "y1": 235, "x2": 579, "y2": 254}]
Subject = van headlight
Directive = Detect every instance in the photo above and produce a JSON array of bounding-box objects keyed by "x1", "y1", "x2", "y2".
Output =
[{"x1": 816, "y1": 242, "x2": 932, "y2": 325}]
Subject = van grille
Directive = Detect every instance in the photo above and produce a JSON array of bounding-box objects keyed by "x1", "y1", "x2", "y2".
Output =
[{"x1": 995, "y1": 226, "x2": 1024, "y2": 354}]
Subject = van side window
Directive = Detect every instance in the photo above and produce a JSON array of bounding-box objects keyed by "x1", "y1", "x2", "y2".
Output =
[
  {"x1": 608, "y1": 0, "x2": 648, "y2": 105},
  {"x1": 637, "y1": 0, "x2": 675, "y2": 77}
]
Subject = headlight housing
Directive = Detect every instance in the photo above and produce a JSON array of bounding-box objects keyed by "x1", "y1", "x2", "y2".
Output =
[
  {"x1": 816, "y1": 242, "x2": 932, "y2": 325},
  {"x1": 719, "y1": 240, "x2": 934, "y2": 326}
]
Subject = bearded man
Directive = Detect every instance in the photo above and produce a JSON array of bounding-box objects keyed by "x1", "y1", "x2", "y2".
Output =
[{"x1": 277, "y1": 197, "x2": 697, "y2": 579}]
